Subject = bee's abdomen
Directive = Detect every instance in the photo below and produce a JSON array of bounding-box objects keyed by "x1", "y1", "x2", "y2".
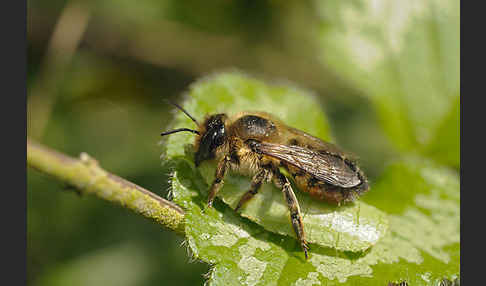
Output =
[{"x1": 287, "y1": 165, "x2": 368, "y2": 204}]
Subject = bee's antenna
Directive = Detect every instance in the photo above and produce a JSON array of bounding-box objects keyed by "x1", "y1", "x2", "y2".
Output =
[
  {"x1": 161, "y1": 128, "x2": 200, "y2": 136},
  {"x1": 166, "y1": 100, "x2": 200, "y2": 126}
]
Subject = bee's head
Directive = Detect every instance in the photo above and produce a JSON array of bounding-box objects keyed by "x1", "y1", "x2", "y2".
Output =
[
  {"x1": 160, "y1": 102, "x2": 227, "y2": 166},
  {"x1": 194, "y1": 114, "x2": 228, "y2": 166}
]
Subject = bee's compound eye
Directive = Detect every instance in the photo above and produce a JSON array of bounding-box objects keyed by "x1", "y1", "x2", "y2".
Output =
[{"x1": 195, "y1": 115, "x2": 227, "y2": 165}]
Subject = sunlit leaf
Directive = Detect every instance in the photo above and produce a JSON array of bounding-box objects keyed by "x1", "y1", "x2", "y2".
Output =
[
  {"x1": 163, "y1": 72, "x2": 459, "y2": 285},
  {"x1": 164, "y1": 71, "x2": 388, "y2": 252},
  {"x1": 169, "y1": 156, "x2": 459, "y2": 285}
]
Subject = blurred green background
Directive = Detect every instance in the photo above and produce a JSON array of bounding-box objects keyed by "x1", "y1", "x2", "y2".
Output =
[{"x1": 27, "y1": 0, "x2": 459, "y2": 285}]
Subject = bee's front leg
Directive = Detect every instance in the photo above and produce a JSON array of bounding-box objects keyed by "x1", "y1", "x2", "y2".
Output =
[
  {"x1": 207, "y1": 156, "x2": 230, "y2": 208},
  {"x1": 273, "y1": 169, "x2": 309, "y2": 259}
]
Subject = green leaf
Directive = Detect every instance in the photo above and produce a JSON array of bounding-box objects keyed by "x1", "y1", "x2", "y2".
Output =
[
  {"x1": 164, "y1": 72, "x2": 332, "y2": 159},
  {"x1": 362, "y1": 157, "x2": 460, "y2": 283},
  {"x1": 423, "y1": 96, "x2": 460, "y2": 168},
  {"x1": 198, "y1": 163, "x2": 388, "y2": 252},
  {"x1": 170, "y1": 157, "x2": 459, "y2": 285},
  {"x1": 164, "y1": 71, "x2": 388, "y2": 252},
  {"x1": 163, "y1": 72, "x2": 459, "y2": 284},
  {"x1": 316, "y1": 0, "x2": 460, "y2": 165}
]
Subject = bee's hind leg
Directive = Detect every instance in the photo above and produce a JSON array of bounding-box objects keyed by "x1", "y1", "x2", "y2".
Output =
[
  {"x1": 235, "y1": 168, "x2": 270, "y2": 212},
  {"x1": 273, "y1": 169, "x2": 309, "y2": 259}
]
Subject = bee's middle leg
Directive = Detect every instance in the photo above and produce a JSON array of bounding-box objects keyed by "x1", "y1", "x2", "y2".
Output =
[
  {"x1": 207, "y1": 156, "x2": 230, "y2": 208},
  {"x1": 235, "y1": 168, "x2": 270, "y2": 212},
  {"x1": 273, "y1": 169, "x2": 309, "y2": 259}
]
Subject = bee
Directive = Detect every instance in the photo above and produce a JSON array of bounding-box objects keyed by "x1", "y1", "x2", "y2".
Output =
[{"x1": 161, "y1": 103, "x2": 369, "y2": 259}]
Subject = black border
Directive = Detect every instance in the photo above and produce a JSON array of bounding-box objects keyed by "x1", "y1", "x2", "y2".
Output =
[{"x1": 3, "y1": 0, "x2": 27, "y2": 284}]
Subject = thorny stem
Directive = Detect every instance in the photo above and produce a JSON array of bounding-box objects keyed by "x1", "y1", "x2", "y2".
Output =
[{"x1": 27, "y1": 139, "x2": 185, "y2": 235}]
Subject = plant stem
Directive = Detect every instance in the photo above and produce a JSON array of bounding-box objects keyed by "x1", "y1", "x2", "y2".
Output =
[{"x1": 27, "y1": 139, "x2": 185, "y2": 234}]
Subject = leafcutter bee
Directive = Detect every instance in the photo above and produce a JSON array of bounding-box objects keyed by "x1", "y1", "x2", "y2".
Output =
[{"x1": 161, "y1": 103, "x2": 369, "y2": 259}]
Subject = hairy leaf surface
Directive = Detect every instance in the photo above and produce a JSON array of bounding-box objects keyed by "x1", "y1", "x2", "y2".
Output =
[{"x1": 163, "y1": 72, "x2": 459, "y2": 285}]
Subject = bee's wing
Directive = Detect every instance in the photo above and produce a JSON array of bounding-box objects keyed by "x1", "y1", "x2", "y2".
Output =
[{"x1": 254, "y1": 141, "x2": 361, "y2": 188}]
